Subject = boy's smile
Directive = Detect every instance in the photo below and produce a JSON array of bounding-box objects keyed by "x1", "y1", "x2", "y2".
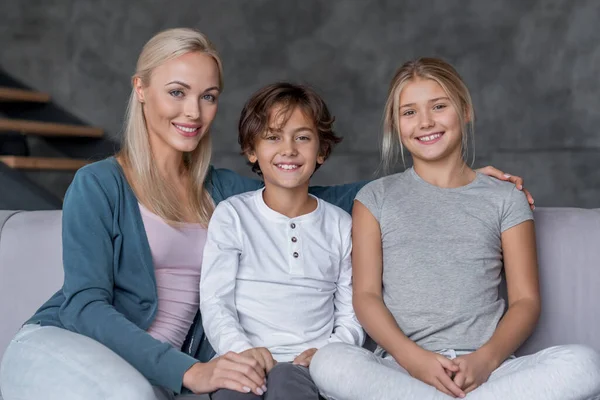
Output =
[{"x1": 248, "y1": 105, "x2": 324, "y2": 192}]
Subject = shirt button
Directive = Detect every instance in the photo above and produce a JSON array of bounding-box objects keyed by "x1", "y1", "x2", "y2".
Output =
[
  {"x1": 290, "y1": 222, "x2": 296, "y2": 229},
  {"x1": 293, "y1": 252, "x2": 299, "y2": 258},
  {"x1": 291, "y1": 237, "x2": 297, "y2": 243}
]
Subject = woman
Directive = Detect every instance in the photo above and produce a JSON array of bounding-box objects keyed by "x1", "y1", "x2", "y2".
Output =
[{"x1": 0, "y1": 30, "x2": 531, "y2": 400}]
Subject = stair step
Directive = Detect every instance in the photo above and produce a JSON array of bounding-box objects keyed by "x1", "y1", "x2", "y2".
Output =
[
  {"x1": 0, "y1": 156, "x2": 91, "y2": 171},
  {"x1": 0, "y1": 118, "x2": 103, "y2": 138},
  {"x1": 0, "y1": 87, "x2": 50, "y2": 103}
]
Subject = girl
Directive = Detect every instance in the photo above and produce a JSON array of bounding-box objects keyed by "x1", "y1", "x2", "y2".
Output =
[
  {"x1": 309, "y1": 58, "x2": 600, "y2": 400},
  {"x1": 0, "y1": 29, "x2": 530, "y2": 400}
]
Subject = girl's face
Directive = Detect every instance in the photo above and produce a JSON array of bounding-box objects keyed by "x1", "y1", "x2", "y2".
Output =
[
  {"x1": 135, "y1": 51, "x2": 220, "y2": 158},
  {"x1": 398, "y1": 78, "x2": 464, "y2": 163}
]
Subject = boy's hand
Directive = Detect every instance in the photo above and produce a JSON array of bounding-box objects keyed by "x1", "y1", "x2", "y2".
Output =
[
  {"x1": 452, "y1": 351, "x2": 496, "y2": 394},
  {"x1": 402, "y1": 348, "x2": 465, "y2": 398},
  {"x1": 476, "y1": 166, "x2": 535, "y2": 210},
  {"x1": 292, "y1": 348, "x2": 318, "y2": 367},
  {"x1": 241, "y1": 347, "x2": 277, "y2": 373}
]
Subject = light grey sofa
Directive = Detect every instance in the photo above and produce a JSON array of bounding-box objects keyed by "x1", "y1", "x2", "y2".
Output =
[{"x1": 1, "y1": 208, "x2": 599, "y2": 399}]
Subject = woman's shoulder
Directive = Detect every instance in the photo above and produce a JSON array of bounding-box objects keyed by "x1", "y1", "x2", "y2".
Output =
[
  {"x1": 67, "y1": 157, "x2": 127, "y2": 199},
  {"x1": 75, "y1": 157, "x2": 123, "y2": 181}
]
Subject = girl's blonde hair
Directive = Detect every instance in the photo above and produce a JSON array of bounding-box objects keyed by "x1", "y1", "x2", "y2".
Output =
[
  {"x1": 117, "y1": 28, "x2": 223, "y2": 226},
  {"x1": 381, "y1": 57, "x2": 475, "y2": 173}
]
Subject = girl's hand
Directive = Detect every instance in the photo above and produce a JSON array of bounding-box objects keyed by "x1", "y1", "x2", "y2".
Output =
[
  {"x1": 476, "y1": 166, "x2": 535, "y2": 210},
  {"x1": 452, "y1": 351, "x2": 497, "y2": 394},
  {"x1": 241, "y1": 347, "x2": 277, "y2": 373},
  {"x1": 292, "y1": 348, "x2": 318, "y2": 367},
  {"x1": 402, "y1": 348, "x2": 465, "y2": 398},
  {"x1": 183, "y1": 352, "x2": 267, "y2": 395}
]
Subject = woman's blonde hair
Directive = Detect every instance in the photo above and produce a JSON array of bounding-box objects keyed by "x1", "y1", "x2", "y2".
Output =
[
  {"x1": 381, "y1": 57, "x2": 475, "y2": 174},
  {"x1": 117, "y1": 28, "x2": 223, "y2": 226}
]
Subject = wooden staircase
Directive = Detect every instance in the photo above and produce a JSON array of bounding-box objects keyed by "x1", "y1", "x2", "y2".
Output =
[{"x1": 0, "y1": 86, "x2": 102, "y2": 171}]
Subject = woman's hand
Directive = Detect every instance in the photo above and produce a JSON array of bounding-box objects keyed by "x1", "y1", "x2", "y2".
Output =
[
  {"x1": 476, "y1": 166, "x2": 535, "y2": 210},
  {"x1": 182, "y1": 352, "x2": 267, "y2": 395},
  {"x1": 452, "y1": 350, "x2": 497, "y2": 394},
  {"x1": 402, "y1": 348, "x2": 465, "y2": 398},
  {"x1": 292, "y1": 348, "x2": 318, "y2": 367},
  {"x1": 241, "y1": 347, "x2": 277, "y2": 373}
]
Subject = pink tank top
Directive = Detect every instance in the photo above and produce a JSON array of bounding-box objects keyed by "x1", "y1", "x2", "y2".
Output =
[{"x1": 139, "y1": 203, "x2": 207, "y2": 349}]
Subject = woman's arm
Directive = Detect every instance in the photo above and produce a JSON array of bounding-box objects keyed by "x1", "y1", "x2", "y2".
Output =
[
  {"x1": 59, "y1": 169, "x2": 199, "y2": 393},
  {"x1": 208, "y1": 165, "x2": 532, "y2": 214},
  {"x1": 208, "y1": 165, "x2": 368, "y2": 213},
  {"x1": 352, "y1": 200, "x2": 464, "y2": 398},
  {"x1": 60, "y1": 168, "x2": 264, "y2": 395}
]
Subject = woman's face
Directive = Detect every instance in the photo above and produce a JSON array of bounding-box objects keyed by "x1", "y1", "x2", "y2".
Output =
[{"x1": 135, "y1": 51, "x2": 221, "y2": 158}]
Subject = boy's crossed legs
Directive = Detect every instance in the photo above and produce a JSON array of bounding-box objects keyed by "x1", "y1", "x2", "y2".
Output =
[{"x1": 211, "y1": 363, "x2": 321, "y2": 400}]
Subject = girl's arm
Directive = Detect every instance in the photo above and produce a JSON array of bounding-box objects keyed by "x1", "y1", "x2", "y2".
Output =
[
  {"x1": 352, "y1": 200, "x2": 464, "y2": 398},
  {"x1": 482, "y1": 220, "x2": 541, "y2": 365},
  {"x1": 455, "y1": 221, "x2": 540, "y2": 389}
]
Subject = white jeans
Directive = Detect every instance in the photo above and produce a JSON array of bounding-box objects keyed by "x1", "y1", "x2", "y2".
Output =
[
  {"x1": 0, "y1": 324, "x2": 209, "y2": 400},
  {"x1": 309, "y1": 342, "x2": 600, "y2": 400}
]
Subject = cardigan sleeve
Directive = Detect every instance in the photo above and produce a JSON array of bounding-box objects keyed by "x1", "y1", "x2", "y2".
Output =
[
  {"x1": 207, "y1": 166, "x2": 370, "y2": 213},
  {"x1": 58, "y1": 168, "x2": 197, "y2": 394}
]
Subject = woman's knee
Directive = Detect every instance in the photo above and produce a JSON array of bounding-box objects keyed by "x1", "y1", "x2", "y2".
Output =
[{"x1": 0, "y1": 325, "x2": 158, "y2": 400}]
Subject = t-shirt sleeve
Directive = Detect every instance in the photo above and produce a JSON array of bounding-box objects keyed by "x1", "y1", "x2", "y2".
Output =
[
  {"x1": 354, "y1": 179, "x2": 385, "y2": 222},
  {"x1": 500, "y1": 186, "x2": 534, "y2": 232}
]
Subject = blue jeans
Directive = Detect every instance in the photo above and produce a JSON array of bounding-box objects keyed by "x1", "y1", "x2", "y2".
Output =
[{"x1": 0, "y1": 324, "x2": 209, "y2": 400}]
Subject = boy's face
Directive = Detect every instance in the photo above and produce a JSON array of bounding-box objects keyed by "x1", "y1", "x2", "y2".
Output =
[{"x1": 247, "y1": 105, "x2": 324, "y2": 192}]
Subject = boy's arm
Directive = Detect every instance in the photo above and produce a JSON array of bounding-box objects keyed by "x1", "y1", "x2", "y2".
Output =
[
  {"x1": 208, "y1": 166, "x2": 370, "y2": 213},
  {"x1": 327, "y1": 225, "x2": 366, "y2": 346},
  {"x1": 199, "y1": 202, "x2": 253, "y2": 355}
]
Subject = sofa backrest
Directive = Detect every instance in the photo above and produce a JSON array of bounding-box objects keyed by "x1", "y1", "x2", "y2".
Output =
[
  {"x1": 0, "y1": 208, "x2": 599, "y2": 363},
  {"x1": 516, "y1": 207, "x2": 600, "y2": 355},
  {"x1": 0, "y1": 210, "x2": 63, "y2": 362}
]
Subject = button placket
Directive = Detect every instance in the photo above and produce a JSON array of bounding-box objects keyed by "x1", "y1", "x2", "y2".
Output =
[{"x1": 289, "y1": 220, "x2": 302, "y2": 274}]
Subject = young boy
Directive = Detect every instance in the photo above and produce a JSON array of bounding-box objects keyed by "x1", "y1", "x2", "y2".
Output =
[{"x1": 200, "y1": 83, "x2": 365, "y2": 400}]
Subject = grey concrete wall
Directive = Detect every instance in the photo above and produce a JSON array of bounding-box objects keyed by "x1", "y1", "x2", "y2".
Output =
[{"x1": 1, "y1": 0, "x2": 599, "y2": 207}]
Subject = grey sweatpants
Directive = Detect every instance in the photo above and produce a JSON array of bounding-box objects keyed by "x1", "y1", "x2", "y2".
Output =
[
  {"x1": 211, "y1": 362, "x2": 321, "y2": 400},
  {"x1": 309, "y1": 342, "x2": 600, "y2": 400}
]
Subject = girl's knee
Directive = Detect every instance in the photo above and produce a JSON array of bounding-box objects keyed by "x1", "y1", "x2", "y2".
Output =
[
  {"x1": 310, "y1": 343, "x2": 369, "y2": 383},
  {"x1": 547, "y1": 344, "x2": 600, "y2": 393},
  {"x1": 554, "y1": 344, "x2": 600, "y2": 369}
]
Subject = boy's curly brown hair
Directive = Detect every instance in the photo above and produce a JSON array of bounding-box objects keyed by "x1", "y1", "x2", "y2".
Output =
[{"x1": 238, "y1": 82, "x2": 342, "y2": 175}]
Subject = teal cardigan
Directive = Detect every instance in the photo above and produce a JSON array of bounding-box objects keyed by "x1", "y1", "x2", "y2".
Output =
[{"x1": 27, "y1": 157, "x2": 367, "y2": 393}]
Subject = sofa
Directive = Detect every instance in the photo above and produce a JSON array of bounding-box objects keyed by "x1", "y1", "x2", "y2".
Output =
[{"x1": 1, "y1": 208, "x2": 599, "y2": 399}]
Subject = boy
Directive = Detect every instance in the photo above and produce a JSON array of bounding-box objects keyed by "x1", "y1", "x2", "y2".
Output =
[{"x1": 200, "y1": 83, "x2": 365, "y2": 400}]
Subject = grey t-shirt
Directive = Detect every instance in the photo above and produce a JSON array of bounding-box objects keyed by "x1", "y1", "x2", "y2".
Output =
[{"x1": 356, "y1": 168, "x2": 533, "y2": 353}]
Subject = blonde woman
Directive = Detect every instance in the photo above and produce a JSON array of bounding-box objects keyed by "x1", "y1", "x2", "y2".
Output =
[
  {"x1": 309, "y1": 58, "x2": 600, "y2": 400},
  {"x1": 0, "y1": 30, "x2": 531, "y2": 400}
]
